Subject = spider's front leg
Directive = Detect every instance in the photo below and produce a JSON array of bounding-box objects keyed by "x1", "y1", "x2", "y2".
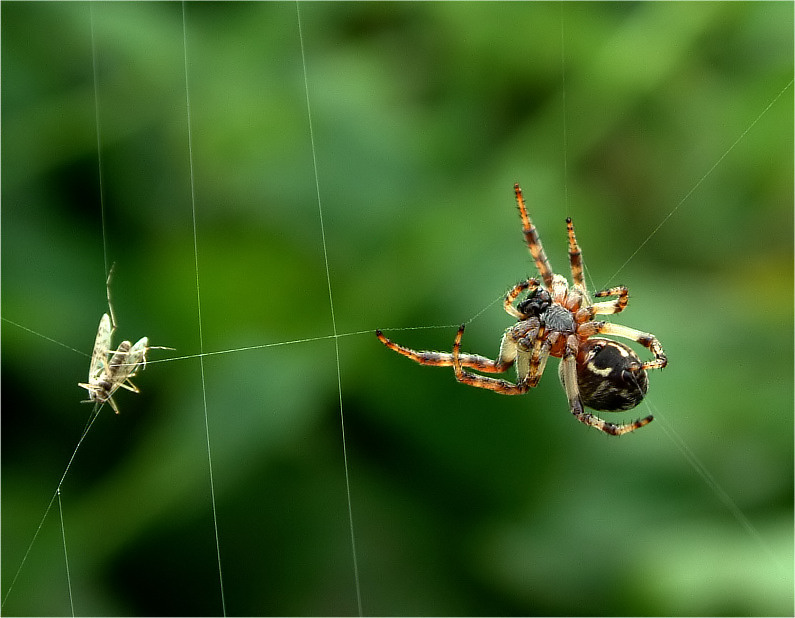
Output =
[
  {"x1": 503, "y1": 278, "x2": 541, "y2": 319},
  {"x1": 452, "y1": 325, "x2": 529, "y2": 394},
  {"x1": 559, "y1": 335, "x2": 653, "y2": 436},
  {"x1": 514, "y1": 183, "x2": 554, "y2": 290},
  {"x1": 565, "y1": 217, "x2": 586, "y2": 294},
  {"x1": 588, "y1": 286, "x2": 630, "y2": 316}
]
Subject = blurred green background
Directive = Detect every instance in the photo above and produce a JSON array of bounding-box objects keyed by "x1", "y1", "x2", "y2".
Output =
[{"x1": 2, "y1": 2, "x2": 792, "y2": 616}]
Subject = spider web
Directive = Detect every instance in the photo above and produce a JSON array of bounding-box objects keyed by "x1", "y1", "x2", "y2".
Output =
[{"x1": 2, "y1": 3, "x2": 793, "y2": 616}]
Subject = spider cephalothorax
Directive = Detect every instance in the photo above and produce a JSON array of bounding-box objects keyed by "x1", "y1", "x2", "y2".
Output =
[{"x1": 376, "y1": 183, "x2": 667, "y2": 436}]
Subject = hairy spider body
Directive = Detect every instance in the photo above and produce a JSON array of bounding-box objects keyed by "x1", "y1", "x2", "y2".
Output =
[{"x1": 376, "y1": 183, "x2": 667, "y2": 436}]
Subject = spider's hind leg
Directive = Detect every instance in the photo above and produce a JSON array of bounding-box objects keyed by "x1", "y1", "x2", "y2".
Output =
[
  {"x1": 452, "y1": 325, "x2": 529, "y2": 394},
  {"x1": 376, "y1": 329, "x2": 514, "y2": 373}
]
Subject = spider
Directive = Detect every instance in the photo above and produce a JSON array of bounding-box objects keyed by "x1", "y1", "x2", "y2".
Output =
[{"x1": 376, "y1": 183, "x2": 667, "y2": 436}]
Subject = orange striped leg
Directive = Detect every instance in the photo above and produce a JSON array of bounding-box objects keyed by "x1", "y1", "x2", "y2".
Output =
[
  {"x1": 452, "y1": 324, "x2": 529, "y2": 394},
  {"x1": 504, "y1": 278, "x2": 540, "y2": 318},
  {"x1": 566, "y1": 217, "x2": 586, "y2": 292},
  {"x1": 590, "y1": 286, "x2": 629, "y2": 315},
  {"x1": 524, "y1": 332, "x2": 554, "y2": 388},
  {"x1": 592, "y1": 322, "x2": 667, "y2": 371},
  {"x1": 376, "y1": 329, "x2": 513, "y2": 373},
  {"x1": 514, "y1": 183, "x2": 554, "y2": 289}
]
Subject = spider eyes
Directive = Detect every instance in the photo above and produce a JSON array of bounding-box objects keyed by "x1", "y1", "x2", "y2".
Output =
[{"x1": 516, "y1": 288, "x2": 551, "y2": 317}]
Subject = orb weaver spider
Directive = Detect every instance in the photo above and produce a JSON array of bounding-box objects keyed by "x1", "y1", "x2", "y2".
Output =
[{"x1": 376, "y1": 183, "x2": 667, "y2": 436}]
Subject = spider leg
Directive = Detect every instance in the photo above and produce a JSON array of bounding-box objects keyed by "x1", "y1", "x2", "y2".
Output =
[
  {"x1": 589, "y1": 286, "x2": 629, "y2": 316},
  {"x1": 375, "y1": 329, "x2": 514, "y2": 373},
  {"x1": 590, "y1": 322, "x2": 667, "y2": 371},
  {"x1": 566, "y1": 217, "x2": 586, "y2": 294},
  {"x1": 523, "y1": 333, "x2": 554, "y2": 388},
  {"x1": 559, "y1": 335, "x2": 653, "y2": 436},
  {"x1": 514, "y1": 183, "x2": 554, "y2": 289},
  {"x1": 453, "y1": 324, "x2": 529, "y2": 394},
  {"x1": 504, "y1": 278, "x2": 540, "y2": 318}
]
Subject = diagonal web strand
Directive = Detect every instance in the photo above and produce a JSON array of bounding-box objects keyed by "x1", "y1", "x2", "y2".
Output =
[
  {"x1": 181, "y1": 4, "x2": 227, "y2": 616},
  {"x1": 3, "y1": 16, "x2": 790, "y2": 613},
  {"x1": 57, "y1": 490, "x2": 75, "y2": 618},
  {"x1": 3, "y1": 10, "x2": 114, "y2": 609},
  {"x1": 2, "y1": 407, "x2": 104, "y2": 609},
  {"x1": 296, "y1": 4, "x2": 363, "y2": 616},
  {"x1": 605, "y1": 78, "x2": 793, "y2": 286}
]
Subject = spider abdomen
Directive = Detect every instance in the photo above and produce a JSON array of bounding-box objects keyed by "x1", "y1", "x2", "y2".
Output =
[{"x1": 567, "y1": 338, "x2": 649, "y2": 411}]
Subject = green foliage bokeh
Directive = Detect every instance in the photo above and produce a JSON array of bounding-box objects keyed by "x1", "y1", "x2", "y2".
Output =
[{"x1": 2, "y1": 2, "x2": 793, "y2": 616}]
